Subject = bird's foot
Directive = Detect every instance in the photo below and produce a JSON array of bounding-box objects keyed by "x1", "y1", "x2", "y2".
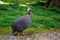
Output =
[
  {"x1": 21, "y1": 32, "x2": 26, "y2": 36},
  {"x1": 16, "y1": 32, "x2": 21, "y2": 36}
]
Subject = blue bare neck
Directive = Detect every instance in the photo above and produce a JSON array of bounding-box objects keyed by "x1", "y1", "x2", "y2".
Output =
[{"x1": 27, "y1": 12, "x2": 31, "y2": 15}]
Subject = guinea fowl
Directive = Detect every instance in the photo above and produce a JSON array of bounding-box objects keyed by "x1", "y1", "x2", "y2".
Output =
[{"x1": 11, "y1": 7, "x2": 32, "y2": 36}]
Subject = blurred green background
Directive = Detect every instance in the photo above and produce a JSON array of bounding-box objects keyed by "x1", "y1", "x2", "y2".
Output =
[{"x1": 0, "y1": 0, "x2": 60, "y2": 34}]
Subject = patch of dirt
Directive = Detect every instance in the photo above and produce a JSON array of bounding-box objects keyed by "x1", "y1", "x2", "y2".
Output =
[{"x1": 0, "y1": 32, "x2": 60, "y2": 40}]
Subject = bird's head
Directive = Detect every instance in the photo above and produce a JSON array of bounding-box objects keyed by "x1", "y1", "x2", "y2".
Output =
[{"x1": 27, "y1": 7, "x2": 32, "y2": 12}]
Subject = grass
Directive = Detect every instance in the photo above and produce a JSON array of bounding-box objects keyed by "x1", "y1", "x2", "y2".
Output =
[
  {"x1": 0, "y1": 27, "x2": 49, "y2": 35},
  {"x1": 0, "y1": 27, "x2": 60, "y2": 35},
  {"x1": 0, "y1": 4, "x2": 60, "y2": 34},
  {"x1": 0, "y1": 5, "x2": 60, "y2": 28},
  {"x1": 0, "y1": 5, "x2": 60, "y2": 27},
  {"x1": 0, "y1": 27, "x2": 12, "y2": 35}
]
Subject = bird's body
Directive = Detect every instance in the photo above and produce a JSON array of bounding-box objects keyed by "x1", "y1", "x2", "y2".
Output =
[
  {"x1": 12, "y1": 15, "x2": 31, "y2": 33},
  {"x1": 11, "y1": 7, "x2": 32, "y2": 35}
]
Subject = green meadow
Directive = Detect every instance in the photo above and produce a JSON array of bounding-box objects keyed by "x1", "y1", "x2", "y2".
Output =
[{"x1": 0, "y1": 4, "x2": 60, "y2": 34}]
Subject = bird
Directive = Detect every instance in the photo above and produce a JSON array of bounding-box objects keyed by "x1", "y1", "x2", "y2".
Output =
[{"x1": 11, "y1": 7, "x2": 32, "y2": 36}]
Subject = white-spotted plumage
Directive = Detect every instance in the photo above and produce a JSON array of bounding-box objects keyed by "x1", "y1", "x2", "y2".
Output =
[{"x1": 11, "y1": 7, "x2": 32, "y2": 34}]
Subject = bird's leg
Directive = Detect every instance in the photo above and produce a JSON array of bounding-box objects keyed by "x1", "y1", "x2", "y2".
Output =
[
  {"x1": 21, "y1": 32, "x2": 26, "y2": 36},
  {"x1": 16, "y1": 32, "x2": 26, "y2": 36},
  {"x1": 16, "y1": 32, "x2": 21, "y2": 36}
]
